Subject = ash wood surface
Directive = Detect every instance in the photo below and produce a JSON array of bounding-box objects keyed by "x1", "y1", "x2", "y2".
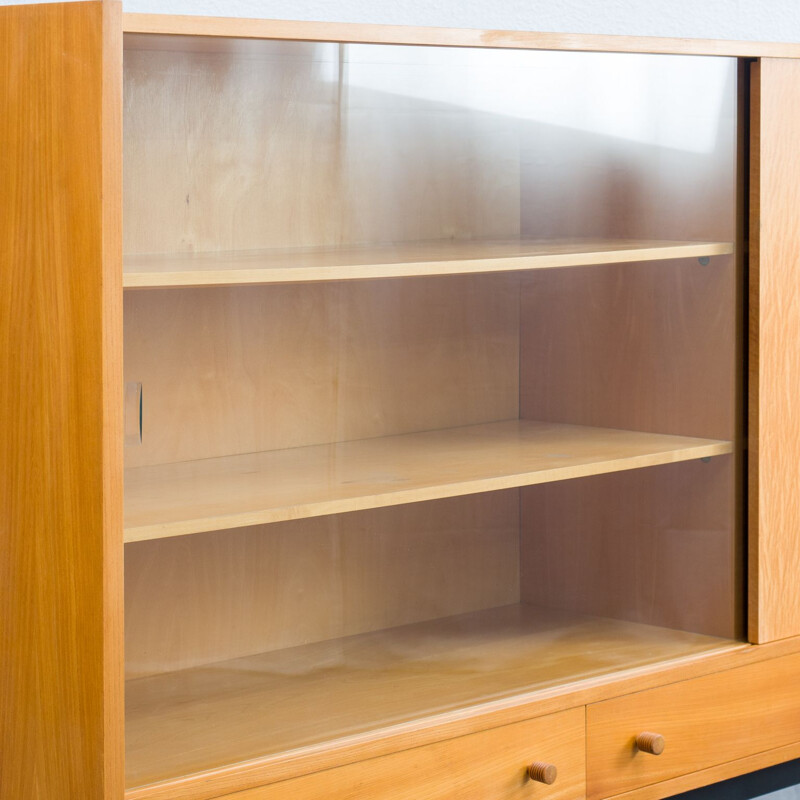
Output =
[
  {"x1": 125, "y1": 604, "x2": 732, "y2": 793},
  {"x1": 194, "y1": 710, "x2": 584, "y2": 800},
  {"x1": 586, "y1": 651, "x2": 800, "y2": 799},
  {"x1": 121, "y1": 15, "x2": 800, "y2": 59},
  {"x1": 123, "y1": 240, "x2": 732, "y2": 288},
  {"x1": 124, "y1": 492, "x2": 519, "y2": 678},
  {"x1": 748, "y1": 59, "x2": 800, "y2": 644},
  {"x1": 0, "y1": 2, "x2": 124, "y2": 798},
  {"x1": 124, "y1": 420, "x2": 731, "y2": 542}
]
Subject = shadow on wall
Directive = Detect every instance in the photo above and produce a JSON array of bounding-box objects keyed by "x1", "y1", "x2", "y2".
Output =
[{"x1": 670, "y1": 759, "x2": 800, "y2": 799}]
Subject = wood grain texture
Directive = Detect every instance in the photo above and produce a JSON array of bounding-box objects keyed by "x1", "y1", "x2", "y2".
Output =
[
  {"x1": 123, "y1": 240, "x2": 733, "y2": 288},
  {"x1": 521, "y1": 456, "x2": 739, "y2": 639},
  {"x1": 528, "y1": 762, "x2": 559, "y2": 785},
  {"x1": 124, "y1": 420, "x2": 731, "y2": 542},
  {"x1": 635, "y1": 733, "x2": 665, "y2": 756},
  {"x1": 194, "y1": 709, "x2": 585, "y2": 800},
  {"x1": 0, "y1": 2, "x2": 124, "y2": 799},
  {"x1": 125, "y1": 604, "x2": 732, "y2": 794},
  {"x1": 605, "y1": 740, "x2": 800, "y2": 800},
  {"x1": 123, "y1": 276, "x2": 519, "y2": 469},
  {"x1": 136, "y1": 633, "x2": 800, "y2": 800},
  {"x1": 123, "y1": 41, "x2": 520, "y2": 257},
  {"x1": 586, "y1": 651, "x2": 800, "y2": 799},
  {"x1": 748, "y1": 59, "x2": 800, "y2": 643},
  {"x1": 124, "y1": 492, "x2": 519, "y2": 678},
  {"x1": 121, "y1": 15, "x2": 800, "y2": 58},
  {"x1": 520, "y1": 257, "x2": 737, "y2": 442},
  {"x1": 516, "y1": 57, "x2": 742, "y2": 650}
]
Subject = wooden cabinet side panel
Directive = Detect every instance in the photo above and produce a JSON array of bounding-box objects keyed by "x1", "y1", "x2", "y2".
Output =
[
  {"x1": 749, "y1": 58, "x2": 800, "y2": 643},
  {"x1": 0, "y1": 2, "x2": 124, "y2": 798}
]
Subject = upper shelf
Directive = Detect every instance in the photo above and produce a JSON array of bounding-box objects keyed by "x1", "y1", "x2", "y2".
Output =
[
  {"x1": 124, "y1": 419, "x2": 732, "y2": 543},
  {"x1": 122, "y1": 239, "x2": 734, "y2": 289}
]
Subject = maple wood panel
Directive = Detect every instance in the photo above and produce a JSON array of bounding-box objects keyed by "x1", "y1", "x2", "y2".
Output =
[
  {"x1": 518, "y1": 256, "x2": 742, "y2": 642},
  {"x1": 123, "y1": 276, "x2": 520, "y2": 469},
  {"x1": 519, "y1": 257, "x2": 737, "y2": 441},
  {"x1": 124, "y1": 492, "x2": 519, "y2": 678},
  {"x1": 521, "y1": 456, "x2": 739, "y2": 639},
  {"x1": 124, "y1": 421, "x2": 730, "y2": 541},
  {"x1": 122, "y1": 239, "x2": 732, "y2": 288},
  {"x1": 0, "y1": 2, "x2": 123, "y2": 799},
  {"x1": 749, "y1": 58, "x2": 800, "y2": 643}
]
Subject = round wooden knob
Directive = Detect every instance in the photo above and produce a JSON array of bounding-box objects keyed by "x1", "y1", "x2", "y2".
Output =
[
  {"x1": 636, "y1": 732, "x2": 665, "y2": 755},
  {"x1": 528, "y1": 761, "x2": 558, "y2": 785}
]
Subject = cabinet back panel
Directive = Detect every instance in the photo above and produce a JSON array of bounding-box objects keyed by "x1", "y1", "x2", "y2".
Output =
[
  {"x1": 123, "y1": 41, "x2": 521, "y2": 255},
  {"x1": 125, "y1": 491, "x2": 519, "y2": 678},
  {"x1": 516, "y1": 56, "x2": 741, "y2": 641},
  {"x1": 124, "y1": 274, "x2": 519, "y2": 468},
  {"x1": 520, "y1": 256, "x2": 736, "y2": 441},
  {"x1": 519, "y1": 258, "x2": 740, "y2": 638},
  {"x1": 521, "y1": 457, "x2": 739, "y2": 639}
]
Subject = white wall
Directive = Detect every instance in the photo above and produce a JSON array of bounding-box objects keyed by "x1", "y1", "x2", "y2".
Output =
[
  {"x1": 1, "y1": 0, "x2": 800, "y2": 43},
  {"x1": 126, "y1": 0, "x2": 800, "y2": 43}
]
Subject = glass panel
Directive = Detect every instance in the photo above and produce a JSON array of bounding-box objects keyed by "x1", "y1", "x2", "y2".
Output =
[{"x1": 122, "y1": 33, "x2": 740, "y2": 789}]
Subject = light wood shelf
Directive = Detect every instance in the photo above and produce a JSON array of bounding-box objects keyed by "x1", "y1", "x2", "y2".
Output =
[
  {"x1": 122, "y1": 239, "x2": 733, "y2": 289},
  {"x1": 125, "y1": 603, "x2": 737, "y2": 792},
  {"x1": 124, "y1": 420, "x2": 732, "y2": 543}
]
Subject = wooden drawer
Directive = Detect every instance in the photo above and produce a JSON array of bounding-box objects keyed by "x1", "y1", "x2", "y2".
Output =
[
  {"x1": 220, "y1": 708, "x2": 584, "y2": 800},
  {"x1": 587, "y1": 652, "x2": 800, "y2": 799}
]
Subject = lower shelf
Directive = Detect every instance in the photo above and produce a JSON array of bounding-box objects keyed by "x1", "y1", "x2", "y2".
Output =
[{"x1": 125, "y1": 604, "x2": 736, "y2": 792}]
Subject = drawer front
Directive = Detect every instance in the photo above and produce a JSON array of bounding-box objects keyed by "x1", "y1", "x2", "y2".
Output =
[
  {"x1": 224, "y1": 708, "x2": 584, "y2": 800},
  {"x1": 587, "y1": 652, "x2": 800, "y2": 799}
]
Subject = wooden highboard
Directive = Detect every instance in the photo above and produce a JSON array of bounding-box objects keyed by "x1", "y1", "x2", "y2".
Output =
[{"x1": 4, "y1": 3, "x2": 800, "y2": 800}]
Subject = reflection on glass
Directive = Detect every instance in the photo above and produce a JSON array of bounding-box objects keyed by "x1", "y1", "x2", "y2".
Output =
[{"x1": 121, "y1": 34, "x2": 742, "y2": 791}]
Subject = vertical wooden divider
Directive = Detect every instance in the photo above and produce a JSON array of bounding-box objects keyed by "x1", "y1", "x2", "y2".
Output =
[
  {"x1": 749, "y1": 58, "x2": 800, "y2": 643},
  {"x1": 0, "y1": 2, "x2": 124, "y2": 797}
]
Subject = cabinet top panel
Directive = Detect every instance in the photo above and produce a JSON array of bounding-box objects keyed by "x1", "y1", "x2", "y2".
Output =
[{"x1": 122, "y1": 14, "x2": 800, "y2": 59}]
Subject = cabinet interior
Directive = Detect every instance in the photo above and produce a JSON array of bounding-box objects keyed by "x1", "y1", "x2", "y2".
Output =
[{"x1": 121, "y1": 34, "x2": 742, "y2": 791}]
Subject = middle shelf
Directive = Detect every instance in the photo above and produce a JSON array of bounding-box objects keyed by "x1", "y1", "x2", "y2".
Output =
[
  {"x1": 122, "y1": 238, "x2": 734, "y2": 289},
  {"x1": 124, "y1": 420, "x2": 732, "y2": 542}
]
